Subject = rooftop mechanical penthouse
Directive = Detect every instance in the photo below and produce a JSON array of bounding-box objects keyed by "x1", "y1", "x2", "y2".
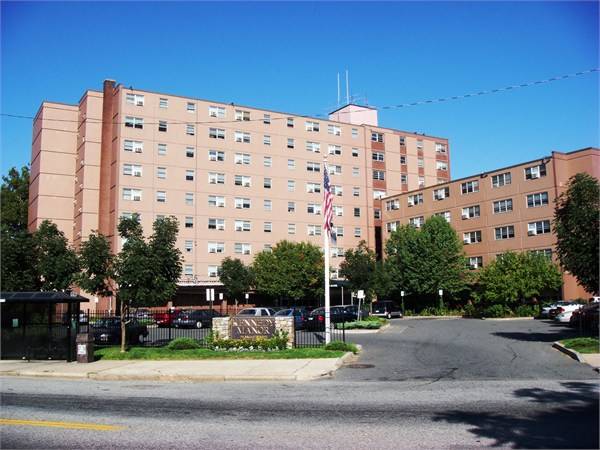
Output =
[{"x1": 29, "y1": 79, "x2": 450, "y2": 309}]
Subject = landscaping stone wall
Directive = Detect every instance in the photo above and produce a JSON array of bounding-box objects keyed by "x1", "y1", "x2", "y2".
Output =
[{"x1": 211, "y1": 316, "x2": 295, "y2": 349}]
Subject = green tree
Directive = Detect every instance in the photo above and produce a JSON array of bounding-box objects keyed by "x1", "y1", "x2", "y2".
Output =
[
  {"x1": 385, "y1": 216, "x2": 468, "y2": 309},
  {"x1": 218, "y1": 257, "x2": 254, "y2": 305},
  {"x1": 253, "y1": 241, "x2": 324, "y2": 303},
  {"x1": 1, "y1": 166, "x2": 30, "y2": 231},
  {"x1": 76, "y1": 232, "x2": 114, "y2": 298},
  {"x1": 339, "y1": 241, "x2": 377, "y2": 300},
  {"x1": 476, "y1": 251, "x2": 562, "y2": 308},
  {"x1": 372, "y1": 261, "x2": 396, "y2": 299},
  {"x1": 33, "y1": 220, "x2": 79, "y2": 291},
  {"x1": 147, "y1": 217, "x2": 183, "y2": 306},
  {"x1": 554, "y1": 173, "x2": 600, "y2": 294}
]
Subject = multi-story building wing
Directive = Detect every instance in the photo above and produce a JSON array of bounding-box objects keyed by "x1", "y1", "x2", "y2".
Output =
[
  {"x1": 29, "y1": 80, "x2": 449, "y2": 308},
  {"x1": 381, "y1": 147, "x2": 600, "y2": 300}
]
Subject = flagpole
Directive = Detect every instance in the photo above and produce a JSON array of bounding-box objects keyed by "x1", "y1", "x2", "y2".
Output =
[{"x1": 323, "y1": 157, "x2": 331, "y2": 345}]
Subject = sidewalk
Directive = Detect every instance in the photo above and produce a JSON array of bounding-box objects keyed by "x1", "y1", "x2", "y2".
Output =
[{"x1": 0, "y1": 355, "x2": 352, "y2": 382}]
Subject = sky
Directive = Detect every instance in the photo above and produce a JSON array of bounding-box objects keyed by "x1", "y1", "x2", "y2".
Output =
[{"x1": 1, "y1": 1, "x2": 598, "y2": 178}]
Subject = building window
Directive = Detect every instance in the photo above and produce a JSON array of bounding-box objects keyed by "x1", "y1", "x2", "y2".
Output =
[
  {"x1": 374, "y1": 209, "x2": 381, "y2": 219},
  {"x1": 386, "y1": 221, "x2": 400, "y2": 233},
  {"x1": 386, "y1": 199, "x2": 400, "y2": 211},
  {"x1": 399, "y1": 136, "x2": 406, "y2": 146},
  {"x1": 157, "y1": 167, "x2": 167, "y2": 179},
  {"x1": 305, "y1": 121, "x2": 320, "y2": 132},
  {"x1": 125, "y1": 116, "x2": 143, "y2": 129},
  {"x1": 186, "y1": 124, "x2": 195, "y2": 136},
  {"x1": 436, "y1": 161, "x2": 448, "y2": 171},
  {"x1": 400, "y1": 155, "x2": 407, "y2": 165},
  {"x1": 263, "y1": 178, "x2": 272, "y2": 189},
  {"x1": 528, "y1": 220, "x2": 551, "y2": 236},
  {"x1": 264, "y1": 244, "x2": 272, "y2": 252},
  {"x1": 401, "y1": 174, "x2": 408, "y2": 184},
  {"x1": 287, "y1": 118, "x2": 294, "y2": 128},
  {"x1": 185, "y1": 170, "x2": 195, "y2": 181},
  {"x1": 328, "y1": 124, "x2": 341, "y2": 136},
  {"x1": 524, "y1": 164, "x2": 547, "y2": 180},
  {"x1": 331, "y1": 185, "x2": 343, "y2": 196},
  {"x1": 184, "y1": 217, "x2": 193, "y2": 228},
  {"x1": 185, "y1": 147, "x2": 195, "y2": 158},
  {"x1": 333, "y1": 205, "x2": 343, "y2": 217},
  {"x1": 306, "y1": 161, "x2": 321, "y2": 172},
  {"x1": 461, "y1": 205, "x2": 480, "y2": 219},
  {"x1": 287, "y1": 138, "x2": 295, "y2": 149},
  {"x1": 353, "y1": 187, "x2": 360, "y2": 197},
  {"x1": 352, "y1": 128, "x2": 358, "y2": 139},
  {"x1": 330, "y1": 247, "x2": 344, "y2": 258},
  {"x1": 235, "y1": 220, "x2": 251, "y2": 232},
  {"x1": 352, "y1": 148, "x2": 359, "y2": 157},
  {"x1": 208, "y1": 265, "x2": 219, "y2": 278},
  {"x1": 418, "y1": 176, "x2": 425, "y2": 188},
  {"x1": 235, "y1": 131, "x2": 251, "y2": 143},
  {"x1": 183, "y1": 264, "x2": 193, "y2": 276},
  {"x1": 185, "y1": 192, "x2": 194, "y2": 206},
  {"x1": 373, "y1": 170, "x2": 385, "y2": 181},
  {"x1": 235, "y1": 110, "x2": 250, "y2": 121},
  {"x1": 186, "y1": 102, "x2": 196, "y2": 112},
  {"x1": 495, "y1": 225, "x2": 515, "y2": 240},
  {"x1": 306, "y1": 182, "x2": 321, "y2": 194},
  {"x1": 184, "y1": 240, "x2": 193, "y2": 253},
  {"x1": 530, "y1": 248, "x2": 553, "y2": 259},
  {"x1": 409, "y1": 216, "x2": 425, "y2": 228},
  {"x1": 288, "y1": 180, "x2": 295, "y2": 192},
  {"x1": 463, "y1": 230, "x2": 482, "y2": 244},
  {"x1": 334, "y1": 226, "x2": 344, "y2": 237},
  {"x1": 288, "y1": 159, "x2": 295, "y2": 170},
  {"x1": 208, "y1": 218, "x2": 225, "y2": 230},
  {"x1": 208, "y1": 195, "x2": 225, "y2": 207},
  {"x1": 126, "y1": 93, "x2": 145, "y2": 106},
  {"x1": 373, "y1": 190, "x2": 386, "y2": 200},
  {"x1": 234, "y1": 175, "x2": 251, "y2": 187},
  {"x1": 263, "y1": 114, "x2": 271, "y2": 124},
  {"x1": 416, "y1": 139, "x2": 424, "y2": 149},
  {"x1": 307, "y1": 224, "x2": 322, "y2": 236},
  {"x1": 435, "y1": 211, "x2": 451, "y2": 223},
  {"x1": 461, "y1": 180, "x2": 479, "y2": 194},
  {"x1": 208, "y1": 242, "x2": 225, "y2": 254},
  {"x1": 209, "y1": 128, "x2": 225, "y2": 139},
  {"x1": 433, "y1": 187, "x2": 449, "y2": 200},
  {"x1": 492, "y1": 172, "x2": 512, "y2": 188},
  {"x1": 263, "y1": 135, "x2": 271, "y2": 146},
  {"x1": 157, "y1": 143, "x2": 167, "y2": 156},
  {"x1": 263, "y1": 156, "x2": 272, "y2": 168},
  {"x1": 208, "y1": 172, "x2": 225, "y2": 185},
  {"x1": 123, "y1": 164, "x2": 142, "y2": 177},
  {"x1": 158, "y1": 98, "x2": 168, "y2": 108},
  {"x1": 287, "y1": 202, "x2": 295, "y2": 213},
  {"x1": 234, "y1": 153, "x2": 251, "y2": 165},
  {"x1": 371, "y1": 132, "x2": 384, "y2": 143},
  {"x1": 435, "y1": 143, "x2": 446, "y2": 153},
  {"x1": 264, "y1": 222, "x2": 272, "y2": 233},
  {"x1": 264, "y1": 199, "x2": 272, "y2": 211},
  {"x1": 156, "y1": 191, "x2": 167, "y2": 203},
  {"x1": 354, "y1": 227, "x2": 361, "y2": 238},
  {"x1": 234, "y1": 197, "x2": 251, "y2": 209},
  {"x1": 208, "y1": 150, "x2": 225, "y2": 161},
  {"x1": 468, "y1": 256, "x2": 483, "y2": 269},
  {"x1": 493, "y1": 198, "x2": 513, "y2": 214},
  {"x1": 407, "y1": 193, "x2": 423, "y2": 206},
  {"x1": 329, "y1": 165, "x2": 342, "y2": 175},
  {"x1": 124, "y1": 140, "x2": 143, "y2": 153},
  {"x1": 288, "y1": 223, "x2": 296, "y2": 234},
  {"x1": 209, "y1": 105, "x2": 225, "y2": 118},
  {"x1": 122, "y1": 188, "x2": 142, "y2": 201},
  {"x1": 353, "y1": 207, "x2": 361, "y2": 217},
  {"x1": 328, "y1": 145, "x2": 342, "y2": 156},
  {"x1": 372, "y1": 151, "x2": 385, "y2": 162},
  {"x1": 418, "y1": 158, "x2": 424, "y2": 168},
  {"x1": 158, "y1": 121, "x2": 168, "y2": 132},
  {"x1": 527, "y1": 192, "x2": 549, "y2": 208},
  {"x1": 307, "y1": 203, "x2": 321, "y2": 215},
  {"x1": 306, "y1": 141, "x2": 320, "y2": 153},
  {"x1": 352, "y1": 167, "x2": 359, "y2": 177}
]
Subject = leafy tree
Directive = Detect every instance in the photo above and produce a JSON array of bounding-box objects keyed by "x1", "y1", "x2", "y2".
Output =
[
  {"x1": 554, "y1": 173, "x2": 600, "y2": 294},
  {"x1": 253, "y1": 241, "x2": 324, "y2": 303},
  {"x1": 33, "y1": 220, "x2": 79, "y2": 291},
  {"x1": 1, "y1": 166, "x2": 30, "y2": 232},
  {"x1": 218, "y1": 257, "x2": 254, "y2": 305},
  {"x1": 147, "y1": 217, "x2": 182, "y2": 306},
  {"x1": 385, "y1": 216, "x2": 468, "y2": 309},
  {"x1": 476, "y1": 251, "x2": 562, "y2": 308},
  {"x1": 372, "y1": 261, "x2": 396, "y2": 299},
  {"x1": 76, "y1": 232, "x2": 114, "y2": 298},
  {"x1": 339, "y1": 241, "x2": 377, "y2": 300}
]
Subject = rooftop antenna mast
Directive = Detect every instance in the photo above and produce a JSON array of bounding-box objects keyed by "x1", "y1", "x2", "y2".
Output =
[
  {"x1": 337, "y1": 73, "x2": 341, "y2": 107},
  {"x1": 345, "y1": 69, "x2": 350, "y2": 105}
]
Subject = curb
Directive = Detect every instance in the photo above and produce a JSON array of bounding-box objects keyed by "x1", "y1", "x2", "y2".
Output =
[
  {"x1": 481, "y1": 317, "x2": 535, "y2": 321},
  {"x1": 404, "y1": 316, "x2": 462, "y2": 320},
  {"x1": 342, "y1": 323, "x2": 390, "y2": 334},
  {"x1": 552, "y1": 341, "x2": 586, "y2": 363}
]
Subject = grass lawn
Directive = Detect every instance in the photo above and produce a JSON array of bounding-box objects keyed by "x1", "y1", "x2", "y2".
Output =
[
  {"x1": 95, "y1": 346, "x2": 348, "y2": 360},
  {"x1": 560, "y1": 337, "x2": 599, "y2": 354}
]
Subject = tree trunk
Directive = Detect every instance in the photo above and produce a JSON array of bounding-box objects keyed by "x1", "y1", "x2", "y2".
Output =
[{"x1": 120, "y1": 300, "x2": 127, "y2": 353}]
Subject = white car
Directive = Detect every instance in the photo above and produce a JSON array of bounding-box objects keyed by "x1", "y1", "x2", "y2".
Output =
[
  {"x1": 236, "y1": 307, "x2": 276, "y2": 317},
  {"x1": 553, "y1": 303, "x2": 584, "y2": 322},
  {"x1": 541, "y1": 301, "x2": 571, "y2": 318}
]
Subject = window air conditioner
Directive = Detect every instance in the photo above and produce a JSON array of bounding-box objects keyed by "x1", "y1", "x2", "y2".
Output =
[
  {"x1": 408, "y1": 199, "x2": 414, "y2": 207},
  {"x1": 528, "y1": 231, "x2": 536, "y2": 236},
  {"x1": 135, "y1": 148, "x2": 142, "y2": 153},
  {"x1": 461, "y1": 213, "x2": 469, "y2": 219},
  {"x1": 531, "y1": 173, "x2": 539, "y2": 179},
  {"x1": 136, "y1": 101, "x2": 144, "y2": 106},
  {"x1": 463, "y1": 238, "x2": 470, "y2": 244}
]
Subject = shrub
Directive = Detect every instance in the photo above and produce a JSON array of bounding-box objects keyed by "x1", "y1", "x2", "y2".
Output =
[
  {"x1": 167, "y1": 337, "x2": 201, "y2": 350},
  {"x1": 208, "y1": 330, "x2": 289, "y2": 352},
  {"x1": 463, "y1": 303, "x2": 478, "y2": 318},
  {"x1": 339, "y1": 320, "x2": 382, "y2": 329},
  {"x1": 482, "y1": 304, "x2": 512, "y2": 318},
  {"x1": 324, "y1": 341, "x2": 358, "y2": 353},
  {"x1": 363, "y1": 316, "x2": 386, "y2": 323},
  {"x1": 514, "y1": 305, "x2": 538, "y2": 317}
]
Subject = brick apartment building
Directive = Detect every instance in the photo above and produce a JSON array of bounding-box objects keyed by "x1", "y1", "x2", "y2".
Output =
[
  {"x1": 381, "y1": 147, "x2": 600, "y2": 300},
  {"x1": 29, "y1": 79, "x2": 450, "y2": 309}
]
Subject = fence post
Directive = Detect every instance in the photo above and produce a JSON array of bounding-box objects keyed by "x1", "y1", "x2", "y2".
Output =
[{"x1": 342, "y1": 320, "x2": 345, "y2": 343}]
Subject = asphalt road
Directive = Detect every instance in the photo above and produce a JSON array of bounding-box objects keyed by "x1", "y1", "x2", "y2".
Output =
[{"x1": 1, "y1": 319, "x2": 598, "y2": 449}]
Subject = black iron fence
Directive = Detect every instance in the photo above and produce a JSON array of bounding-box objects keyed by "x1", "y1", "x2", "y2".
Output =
[{"x1": 80, "y1": 308, "x2": 345, "y2": 349}]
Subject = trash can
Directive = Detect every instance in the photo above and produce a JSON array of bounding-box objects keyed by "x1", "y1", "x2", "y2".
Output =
[{"x1": 76, "y1": 333, "x2": 94, "y2": 363}]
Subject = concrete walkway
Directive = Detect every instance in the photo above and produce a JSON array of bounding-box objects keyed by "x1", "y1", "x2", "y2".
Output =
[{"x1": 0, "y1": 356, "x2": 351, "y2": 382}]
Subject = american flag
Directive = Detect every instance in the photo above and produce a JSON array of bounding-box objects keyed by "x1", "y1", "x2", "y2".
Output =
[{"x1": 323, "y1": 162, "x2": 336, "y2": 243}]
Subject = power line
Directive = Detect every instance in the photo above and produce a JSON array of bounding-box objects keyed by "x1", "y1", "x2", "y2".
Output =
[{"x1": 1, "y1": 67, "x2": 597, "y2": 124}]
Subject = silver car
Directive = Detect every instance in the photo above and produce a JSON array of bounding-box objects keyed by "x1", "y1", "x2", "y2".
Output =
[{"x1": 236, "y1": 307, "x2": 276, "y2": 317}]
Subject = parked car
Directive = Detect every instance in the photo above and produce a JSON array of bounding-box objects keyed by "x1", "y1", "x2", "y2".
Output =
[
  {"x1": 306, "y1": 306, "x2": 348, "y2": 330},
  {"x1": 550, "y1": 302, "x2": 584, "y2": 320},
  {"x1": 274, "y1": 307, "x2": 309, "y2": 330},
  {"x1": 133, "y1": 308, "x2": 153, "y2": 320},
  {"x1": 154, "y1": 309, "x2": 181, "y2": 328},
  {"x1": 173, "y1": 310, "x2": 221, "y2": 329},
  {"x1": 541, "y1": 301, "x2": 571, "y2": 318},
  {"x1": 372, "y1": 300, "x2": 403, "y2": 319},
  {"x1": 92, "y1": 317, "x2": 149, "y2": 345},
  {"x1": 236, "y1": 307, "x2": 276, "y2": 317},
  {"x1": 570, "y1": 302, "x2": 599, "y2": 330}
]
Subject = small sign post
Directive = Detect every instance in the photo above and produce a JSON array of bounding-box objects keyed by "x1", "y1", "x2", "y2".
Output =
[
  {"x1": 400, "y1": 290, "x2": 405, "y2": 316},
  {"x1": 357, "y1": 290, "x2": 365, "y2": 320},
  {"x1": 438, "y1": 289, "x2": 444, "y2": 310}
]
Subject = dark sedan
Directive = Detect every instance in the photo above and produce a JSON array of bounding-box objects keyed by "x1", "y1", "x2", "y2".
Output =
[
  {"x1": 274, "y1": 307, "x2": 309, "y2": 330},
  {"x1": 306, "y1": 306, "x2": 348, "y2": 330},
  {"x1": 173, "y1": 310, "x2": 221, "y2": 329},
  {"x1": 92, "y1": 317, "x2": 149, "y2": 345}
]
